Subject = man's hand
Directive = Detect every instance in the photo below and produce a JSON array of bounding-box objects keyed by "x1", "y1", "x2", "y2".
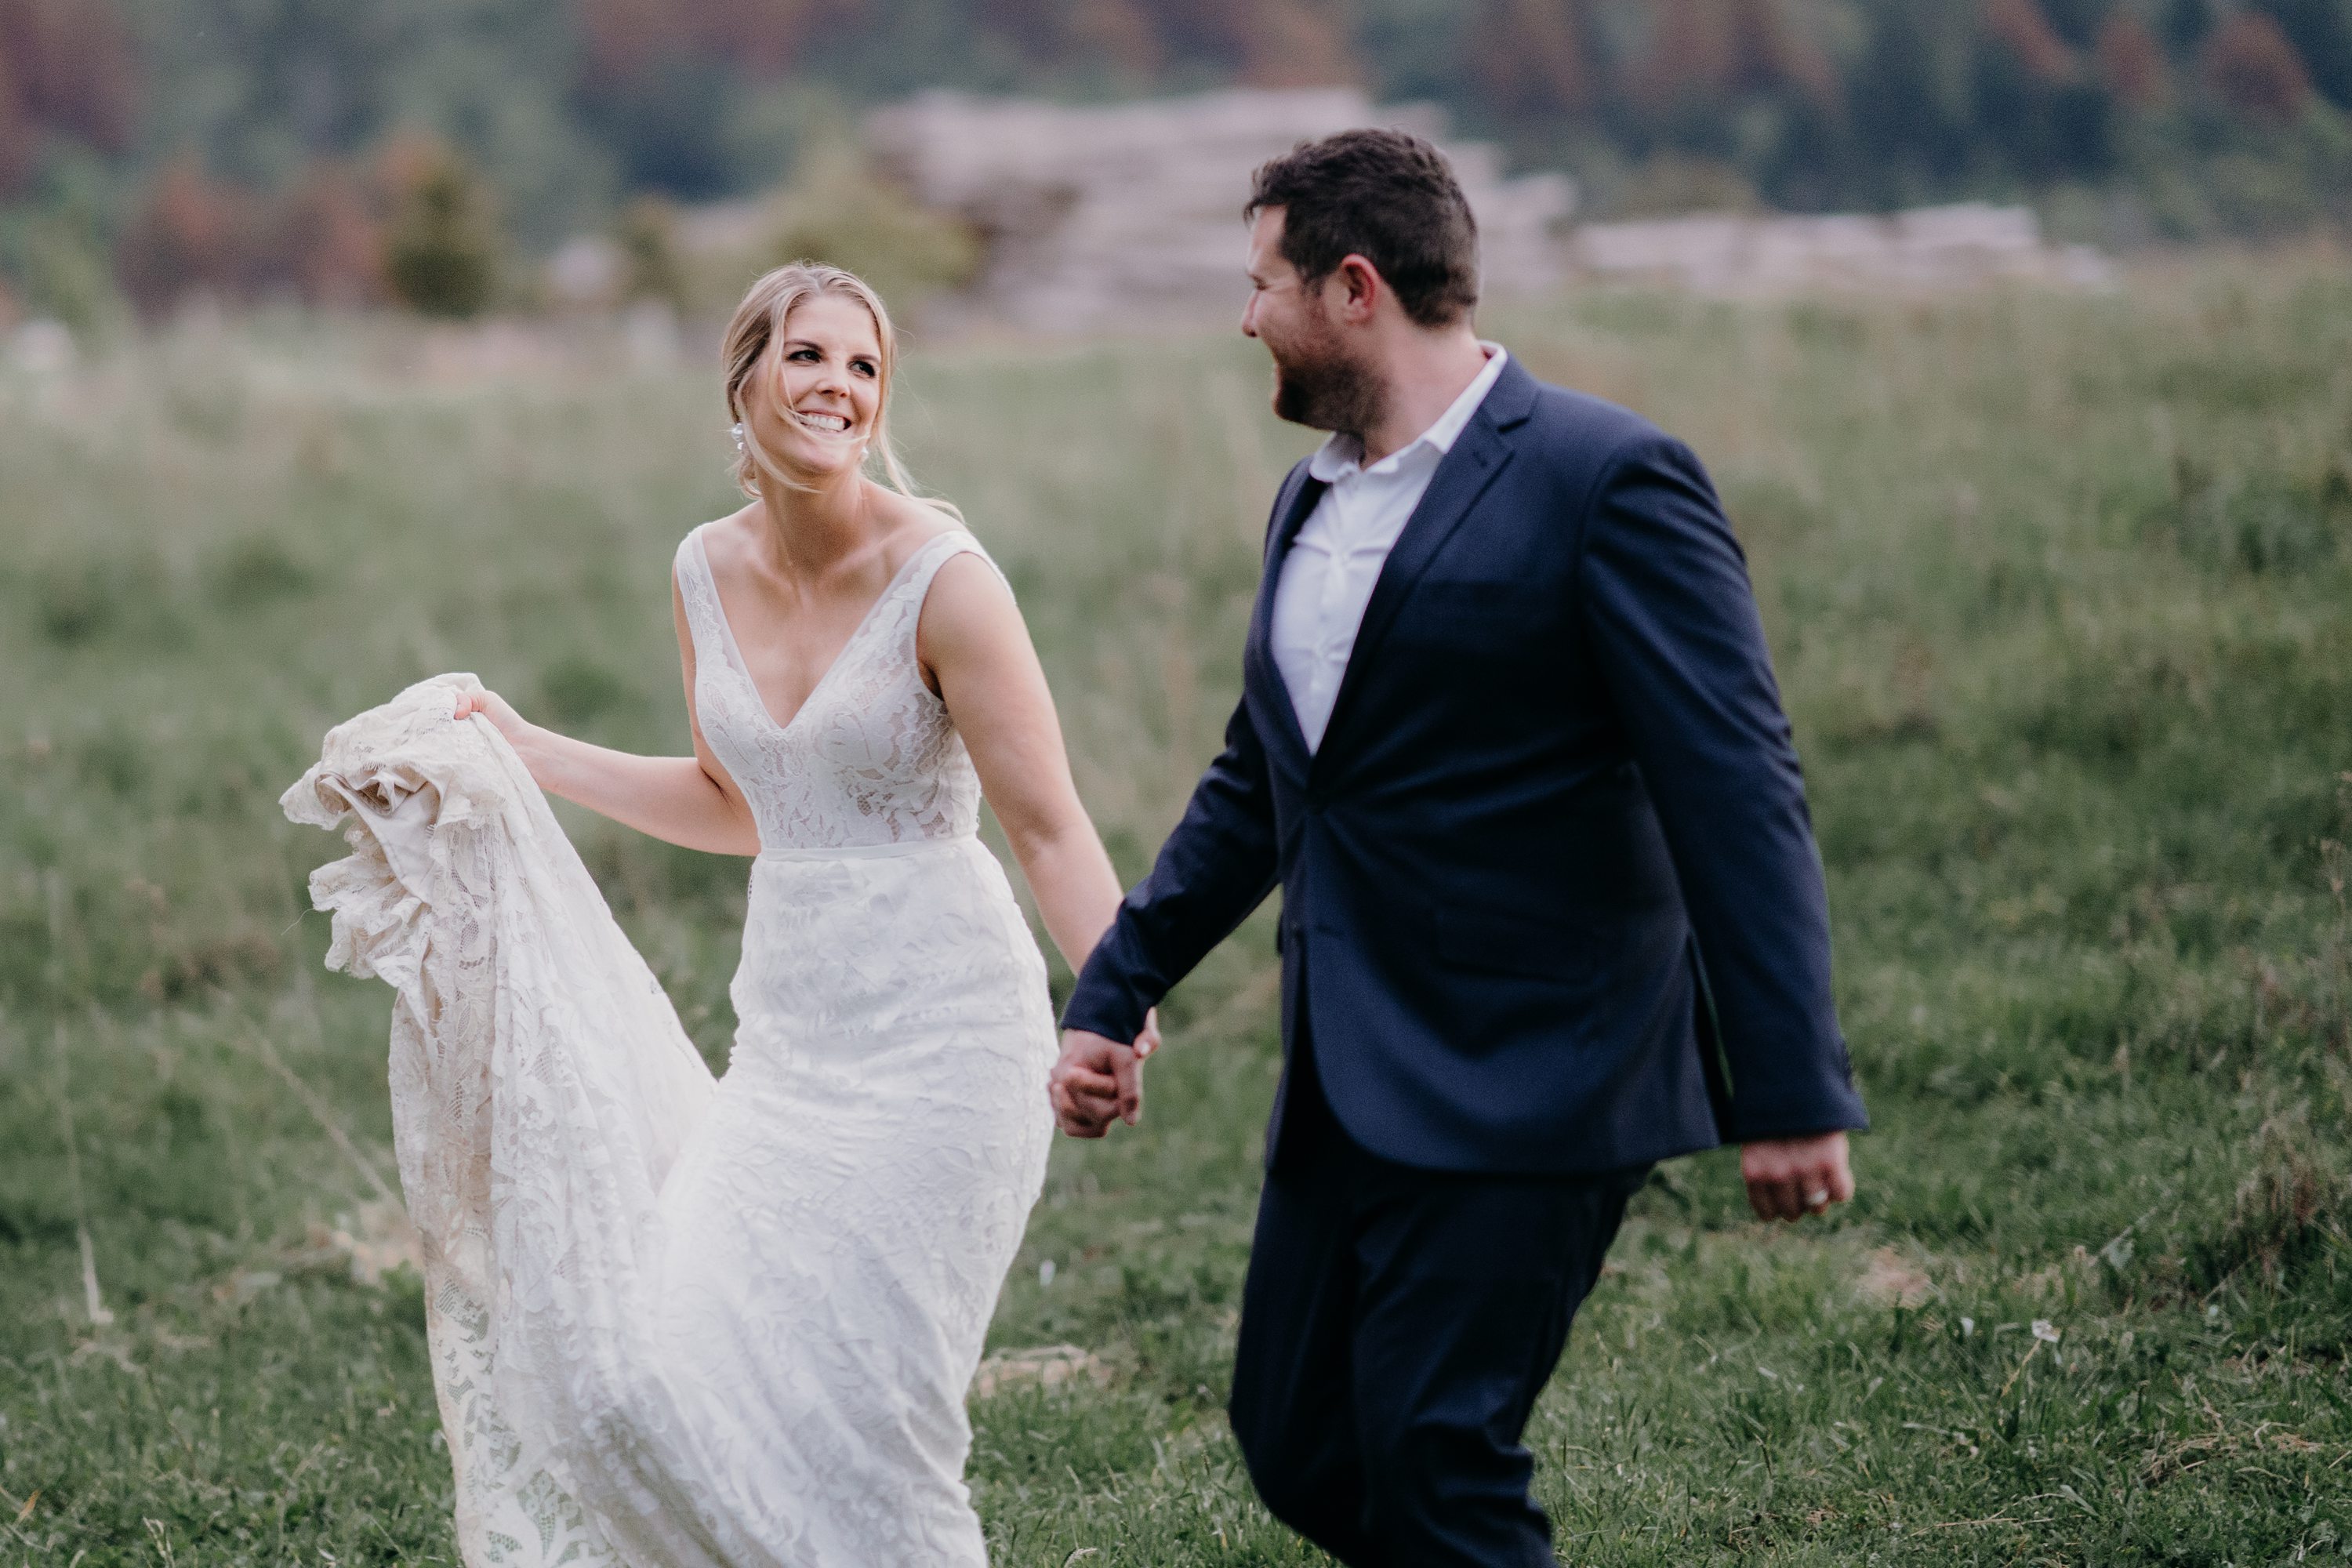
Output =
[
  {"x1": 1049, "y1": 1011, "x2": 1160, "y2": 1138},
  {"x1": 1740, "y1": 1131, "x2": 1855, "y2": 1221}
]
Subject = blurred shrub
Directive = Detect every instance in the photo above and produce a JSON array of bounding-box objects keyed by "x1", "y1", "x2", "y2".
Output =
[
  {"x1": 2096, "y1": 12, "x2": 2172, "y2": 111},
  {"x1": 383, "y1": 138, "x2": 502, "y2": 319},
  {"x1": 2202, "y1": 13, "x2": 2316, "y2": 125},
  {"x1": 0, "y1": 0, "x2": 138, "y2": 198},
  {"x1": 2201, "y1": 1103, "x2": 2349, "y2": 1289},
  {"x1": 76, "y1": 723, "x2": 146, "y2": 798},
  {"x1": 206, "y1": 535, "x2": 316, "y2": 608},
  {"x1": 34, "y1": 551, "x2": 179, "y2": 647},
  {"x1": 115, "y1": 155, "x2": 264, "y2": 315},
  {"x1": 140, "y1": 927, "x2": 285, "y2": 1004},
  {"x1": 2202, "y1": 150, "x2": 2336, "y2": 237},
  {"x1": 618, "y1": 194, "x2": 688, "y2": 310},
  {"x1": 753, "y1": 143, "x2": 981, "y2": 316},
  {"x1": 277, "y1": 158, "x2": 388, "y2": 308},
  {"x1": 1595, "y1": 154, "x2": 1765, "y2": 220},
  {"x1": 2156, "y1": 454, "x2": 2351, "y2": 572},
  {"x1": 12, "y1": 209, "x2": 126, "y2": 338}
]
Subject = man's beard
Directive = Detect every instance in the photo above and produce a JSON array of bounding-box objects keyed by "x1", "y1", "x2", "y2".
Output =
[{"x1": 1269, "y1": 330, "x2": 1384, "y2": 437}]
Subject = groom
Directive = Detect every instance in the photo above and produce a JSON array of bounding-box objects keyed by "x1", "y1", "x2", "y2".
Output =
[{"x1": 1051, "y1": 129, "x2": 1867, "y2": 1566}]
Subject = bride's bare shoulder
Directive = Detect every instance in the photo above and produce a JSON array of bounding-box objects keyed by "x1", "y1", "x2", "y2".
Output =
[
  {"x1": 869, "y1": 485, "x2": 967, "y2": 571},
  {"x1": 688, "y1": 506, "x2": 764, "y2": 576}
]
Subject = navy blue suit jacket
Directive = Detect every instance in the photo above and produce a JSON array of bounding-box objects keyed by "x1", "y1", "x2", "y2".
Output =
[{"x1": 1062, "y1": 356, "x2": 1867, "y2": 1174}]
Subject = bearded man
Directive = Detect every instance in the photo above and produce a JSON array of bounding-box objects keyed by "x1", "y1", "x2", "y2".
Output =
[{"x1": 1050, "y1": 127, "x2": 1868, "y2": 1567}]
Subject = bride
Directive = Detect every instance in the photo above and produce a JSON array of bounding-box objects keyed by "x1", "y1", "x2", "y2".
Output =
[{"x1": 285, "y1": 262, "x2": 1150, "y2": 1566}]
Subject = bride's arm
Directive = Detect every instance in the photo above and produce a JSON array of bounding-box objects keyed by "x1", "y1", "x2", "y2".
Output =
[
  {"x1": 919, "y1": 554, "x2": 1130, "y2": 976},
  {"x1": 452, "y1": 574, "x2": 761, "y2": 857}
]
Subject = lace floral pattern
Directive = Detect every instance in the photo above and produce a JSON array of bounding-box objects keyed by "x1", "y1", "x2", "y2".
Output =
[
  {"x1": 673, "y1": 526, "x2": 986, "y2": 851},
  {"x1": 283, "y1": 525, "x2": 1056, "y2": 1568}
]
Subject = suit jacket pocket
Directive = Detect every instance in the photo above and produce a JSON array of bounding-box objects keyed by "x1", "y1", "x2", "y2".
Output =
[{"x1": 1434, "y1": 905, "x2": 1602, "y2": 982}]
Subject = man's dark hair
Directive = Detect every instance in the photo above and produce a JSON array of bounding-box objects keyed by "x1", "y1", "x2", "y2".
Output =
[{"x1": 1244, "y1": 127, "x2": 1479, "y2": 328}]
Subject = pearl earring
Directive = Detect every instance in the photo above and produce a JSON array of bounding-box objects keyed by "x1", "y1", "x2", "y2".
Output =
[{"x1": 729, "y1": 422, "x2": 747, "y2": 456}]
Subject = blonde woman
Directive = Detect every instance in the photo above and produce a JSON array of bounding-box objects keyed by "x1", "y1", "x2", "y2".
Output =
[{"x1": 291, "y1": 263, "x2": 1149, "y2": 1565}]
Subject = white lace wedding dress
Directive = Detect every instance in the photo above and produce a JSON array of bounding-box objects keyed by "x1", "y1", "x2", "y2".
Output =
[{"x1": 281, "y1": 527, "x2": 1057, "y2": 1567}]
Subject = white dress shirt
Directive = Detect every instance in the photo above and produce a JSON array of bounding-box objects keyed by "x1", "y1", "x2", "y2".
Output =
[{"x1": 1270, "y1": 344, "x2": 1509, "y2": 753}]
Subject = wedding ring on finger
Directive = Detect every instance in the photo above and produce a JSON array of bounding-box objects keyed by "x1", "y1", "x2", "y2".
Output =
[{"x1": 1806, "y1": 1189, "x2": 1830, "y2": 1209}]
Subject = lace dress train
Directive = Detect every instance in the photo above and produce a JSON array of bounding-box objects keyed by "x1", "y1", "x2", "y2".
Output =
[{"x1": 282, "y1": 529, "x2": 1057, "y2": 1566}]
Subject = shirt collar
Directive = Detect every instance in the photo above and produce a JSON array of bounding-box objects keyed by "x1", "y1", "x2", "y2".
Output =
[{"x1": 1306, "y1": 343, "x2": 1508, "y2": 484}]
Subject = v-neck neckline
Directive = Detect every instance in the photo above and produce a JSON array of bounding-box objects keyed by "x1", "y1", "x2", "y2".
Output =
[{"x1": 691, "y1": 526, "x2": 946, "y2": 738}]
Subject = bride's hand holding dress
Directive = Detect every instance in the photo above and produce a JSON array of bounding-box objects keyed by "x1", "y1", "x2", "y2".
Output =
[{"x1": 452, "y1": 546, "x2": 1161, "y2": 1054}]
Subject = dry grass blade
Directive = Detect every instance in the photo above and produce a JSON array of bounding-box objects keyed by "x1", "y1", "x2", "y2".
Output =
[
  {"x1": 53, "y1": 1020, "x2": 112, "y2": 1328},
  {"x1": 238, "y1": 1029, "x2": 397, "y2": 1205}
]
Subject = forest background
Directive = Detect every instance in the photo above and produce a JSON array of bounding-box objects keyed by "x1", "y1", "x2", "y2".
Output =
[{"x1": 4, "y1": 0, "x2": 2352, "y2": 332}]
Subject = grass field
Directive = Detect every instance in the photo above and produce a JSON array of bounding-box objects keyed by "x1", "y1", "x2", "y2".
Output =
[{"x1": 4, "y1": 252, "x2": 2350, "y2": 1566}]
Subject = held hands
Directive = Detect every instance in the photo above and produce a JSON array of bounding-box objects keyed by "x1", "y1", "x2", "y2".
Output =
[
  {"x1": 1740, "y1": 1130, "x2": 1855, "y2": 1222},
  {"x1": 1049, "y1": 1010, "x2": 1163, "y2": 1138}
]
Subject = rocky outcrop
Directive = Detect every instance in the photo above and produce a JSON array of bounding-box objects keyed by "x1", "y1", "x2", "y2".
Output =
[{"x1": 867, "y1": 88, "x2": 1576, "y2": 334}]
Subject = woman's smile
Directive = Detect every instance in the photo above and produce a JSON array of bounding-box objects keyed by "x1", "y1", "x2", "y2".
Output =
[{"x1": 791, "y1": 407, "x2": 854, "y2": 436}]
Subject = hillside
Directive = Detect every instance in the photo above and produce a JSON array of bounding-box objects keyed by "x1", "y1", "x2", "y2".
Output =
[{"x1": 2, "y1": 0, "x2": 2349, "y2": 328}]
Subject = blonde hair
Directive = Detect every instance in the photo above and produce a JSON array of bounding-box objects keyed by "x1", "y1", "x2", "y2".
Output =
[{"x1": 720, "y1": 260, "x2": 953, "y2": 515}]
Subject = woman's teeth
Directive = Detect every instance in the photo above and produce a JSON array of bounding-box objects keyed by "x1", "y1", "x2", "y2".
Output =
[{"x1": 793, "y1": 410, "x2": 851, "y2": 434}]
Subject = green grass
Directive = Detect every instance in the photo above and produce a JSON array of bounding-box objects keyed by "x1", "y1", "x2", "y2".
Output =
[{"x1": 3, "y1": 256, "x2": 2350, "y2": 1564}]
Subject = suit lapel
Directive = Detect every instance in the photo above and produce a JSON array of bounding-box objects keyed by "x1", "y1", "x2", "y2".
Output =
[
  {"x1": 1246, "y1": 463, "x2": 1324, "y2": 771},
  {"x1": 1309, "y1": 416, "x2": 1515, "y2": 775}
]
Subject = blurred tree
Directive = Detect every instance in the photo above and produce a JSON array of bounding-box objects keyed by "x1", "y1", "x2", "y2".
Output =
[
  {"x1": 0, "y1": 49, "x2": 31, "y2": 191},
  {"x1": 975, "y1": 0, "x2": 1065, "y2": 60},
  {"x1": 1234, "y1": 0, "x2": 1361, "y2": 86},
  {"x1": 0, "y1": 0, "x2": 140, "y2": 192},
  {"x1": 581, "y1": 0, "x2": 819, "y2": 82},
  {"x1": 2253, "y1": 0, "x2": 2352, "y2": 110},
  {"x1": 573, "y1": 0, "x2": 848, "y2": 201},
  {"x1": 114, "y1": 154, "x2": 260, "y2": 314},
  {"x1": 688, "y1": 0, "x2": 826, "y2": 75},
  {"x1": 123, "y1": 0, "x2": 598, "y2": 248},
  {"x1": 1844, "y1": 3, "x2": 1979, "y2": 199},
  {"x1": 3, "y1": 0, "x2": 2348, "y2": 292},
  {"x1": 1632, "y1": 0, "x2": 1831, "y2": 111},
  {"x1": 1066, "y1": 0, "x2": 1164, "y2": 75},
  {"x1": 1974, "y1": 0, "x2": 2118, "y2": 182},
  {"x1": 578, "y1": 51, "x2": 748, "y2": 198},
  {"x1": 1726, "y1": 0, "x2": 1836, "y2": 101},
  {"x1": 1145, "y1": 0, "x2": 1359, "y2": 87},
  {"x1": 382, "y1": 137, "x2": 499, "y2": 317},
  {"x1": 2096, "y1": 10, "x2": 2172, "y2": 110},
  {"x1": 1470, "y1": 0, "x2": 1594, "y2": 114},
  {"x1": 1634, "y1": 0, "x2": 1738, "y2": 108},
  {"x1": 2202, "y1": 13, "x2": 2314, "y2": 125},
  {"x1": 276, "y1": 158, "x2": 386, "y2": 307},
  {"x1": 13, "y1": 205, "x2": 123, "y2": 334},
  {"x1": 1983, "y1": 0, "x2": 2081, "y2": 84},
  {"x1": 2161, "y1": 0, "x2": 2220, "y2": 50}
]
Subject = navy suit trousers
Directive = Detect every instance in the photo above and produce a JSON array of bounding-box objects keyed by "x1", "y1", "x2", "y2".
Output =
[{"x1": 1229, "y1": 1015, "x2": 1649, "y2": 1568}]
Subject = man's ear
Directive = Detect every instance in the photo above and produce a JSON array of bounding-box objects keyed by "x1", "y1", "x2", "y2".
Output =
[{"x1": 1331, "y1": 254, "x2": 1382, "y2": 325}]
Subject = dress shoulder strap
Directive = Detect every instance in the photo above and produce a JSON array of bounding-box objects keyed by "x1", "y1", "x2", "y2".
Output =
[
  {"x1": 901, "y1": 528, "x2": 1009, "y2": 609},
  {"x1": 672, "y1": 524, "x2": 737, "y2": 676},
  {"x1": 891, "y1": 529, "x2": 1011, "y2": 663}
]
